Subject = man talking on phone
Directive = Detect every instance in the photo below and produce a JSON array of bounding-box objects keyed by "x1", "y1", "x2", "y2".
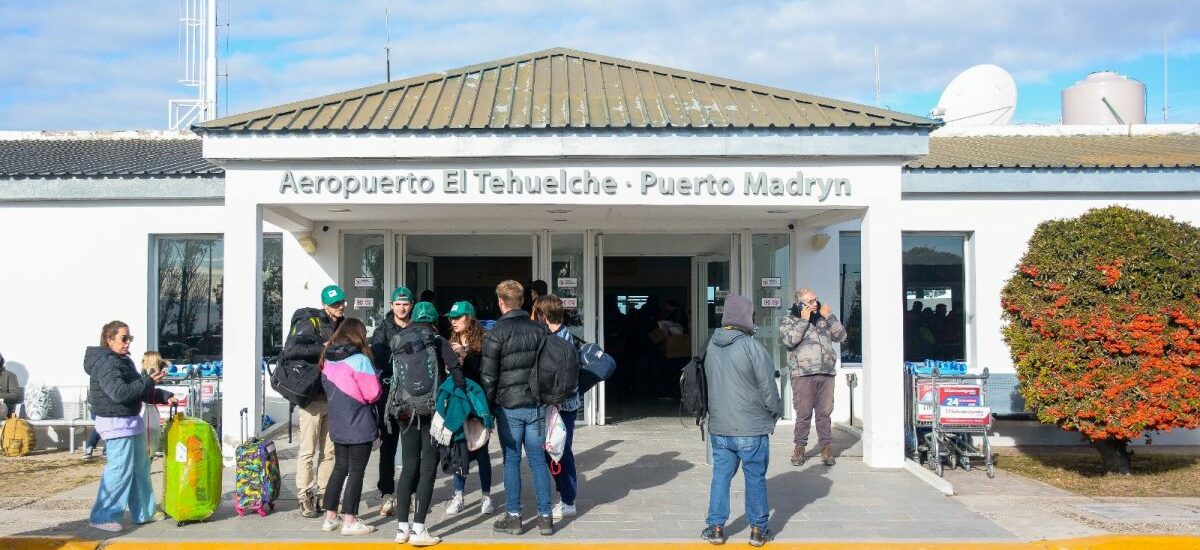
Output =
[{"x1": 780, "y1": 287, "x2": 847, "y2": 467}]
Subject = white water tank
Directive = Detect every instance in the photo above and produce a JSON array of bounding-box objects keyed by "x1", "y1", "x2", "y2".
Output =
[{"x1": 1062, "y1": 71, "x2": 1145, "y2": 124}]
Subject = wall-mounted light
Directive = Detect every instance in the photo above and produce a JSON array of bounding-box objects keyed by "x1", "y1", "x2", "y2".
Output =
[
  {"x1": 297, "y1": 233, "x2": 318, "y2": 255},
  {"x1": 811, "y1": 233, "x2": 831, "y2": 250}
]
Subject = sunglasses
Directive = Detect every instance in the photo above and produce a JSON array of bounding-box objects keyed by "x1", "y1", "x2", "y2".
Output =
[
  {"x1": 114, "y1": 335, "x2": 135, "y2": 343},
  {"x1": 329, "y1": 300, "x2": 347, "y2": 308}
]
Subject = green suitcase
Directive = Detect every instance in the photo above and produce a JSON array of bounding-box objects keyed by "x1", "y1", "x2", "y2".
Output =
[{"x1": 162, "y1": 406, "x2": 223, "y2": 524}]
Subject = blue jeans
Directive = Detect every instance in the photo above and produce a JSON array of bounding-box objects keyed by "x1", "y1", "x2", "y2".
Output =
[
  {"x1": 706, "y1": 434, "x2": 770, "y2": 529},
  {"x1": 452, "y1": 440, "x2": 493, "y2": 494},
  {"x1": 496, "y1": 406, "x2": 552, "y2": 516},
  {"x1": 548, "y1": 409, "x2": 577, "y2": 505},
  {"x1": 90, "y1": 431, "x2": 156, "y2": 524}
]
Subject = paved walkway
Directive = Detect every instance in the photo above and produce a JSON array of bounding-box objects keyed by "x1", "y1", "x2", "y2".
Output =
[{"x1": 5, "y1": 414, "x2": 1199, "y2": 545}]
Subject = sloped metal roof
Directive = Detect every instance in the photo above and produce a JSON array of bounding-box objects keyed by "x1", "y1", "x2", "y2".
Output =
[
  {"x1": 198, "y1": 47, "x2": 936, "y2": 132},
  {"x1": 909, "y1": 134, "x2": 1200, "y2": 169},
  {"x1": 0, "y1": 133, "x2": 221, "y2": 177}
]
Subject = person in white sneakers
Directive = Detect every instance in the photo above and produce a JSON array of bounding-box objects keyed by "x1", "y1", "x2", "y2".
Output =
[
  {"x1": 444, "y1": 301, "x2": 496, "y2": 515},
  {"x1": 533, "y1": 295, "x2": 580, "y2": 520}
]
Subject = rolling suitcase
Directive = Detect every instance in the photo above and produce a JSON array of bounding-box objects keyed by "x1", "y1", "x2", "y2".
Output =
[
  {"x1": 162, "y1": 404, "x2": 223, "y2": 525},
  {"x1": 234, "y1": 408, "x2": 280, "y2": 516}
]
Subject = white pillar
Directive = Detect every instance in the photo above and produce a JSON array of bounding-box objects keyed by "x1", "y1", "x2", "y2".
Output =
[
  {"x1": 221, "y1": 198, "x2": 264, "y2": 448},
  {"x1": 860, "y1": 203, "x2": 905, "y2": 468}
]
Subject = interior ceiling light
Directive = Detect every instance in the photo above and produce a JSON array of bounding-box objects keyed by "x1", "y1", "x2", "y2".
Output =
[
  {"x1": 546, "y1": 209, "x2": 572, "y2": 214},
  {"x1": 328, "y1": 208, "x2": 352, "y2": 213}
]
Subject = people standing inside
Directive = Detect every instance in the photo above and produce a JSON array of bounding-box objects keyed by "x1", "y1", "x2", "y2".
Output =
[
  {"x1": 480, "y1": 280, "x2": 555, "y2": 536},
  {"x1": 280, "y1": 284, "x2": 346, "y2": 518},
  {"x1": 369, "y1": 286, "x2": 414, "y2": 517},
  {"x1": 318, "y1": 318, "x2": 382, "y2": 536},
  {"x1": 390, "y1": 301, "x2": 463, "y2": 546},
  {"x1": 780, "y1": 287, "x2": 847, "y2": 467},
  {"x1": 532, "y1": 295, "x2": 581, "y2": 521},
  {"x1": 84, "y1": 321, "x2": 178, "y2": 533},
  {"x1": 527, "y1": 280, "x2": 548, "y2": 318},
  {"x1": 443, "y1": 300, "x2": 495, "y2": 515},
  {"x1": 701, "y1": 294, "x2": 782, "y2": 547}
]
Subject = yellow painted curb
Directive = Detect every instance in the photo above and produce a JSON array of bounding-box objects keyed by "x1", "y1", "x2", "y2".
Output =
[
  {"x1": 89, "y1": 534, "x2": 1200, "y2": 550},
  {"x1": 0, "y1": 537, "x2": 98, "y2": 550}
]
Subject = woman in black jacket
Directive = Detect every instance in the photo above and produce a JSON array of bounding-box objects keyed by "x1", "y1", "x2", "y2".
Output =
[{"x1": 85, "y1": 320, "x2": 176, "y2": 533}]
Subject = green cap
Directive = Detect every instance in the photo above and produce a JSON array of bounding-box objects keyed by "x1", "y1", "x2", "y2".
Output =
[
  {"x1": 412, "y1": 302, "x2": 438, "y2": 324},
  {"x1": 390, "y1": 286, "x2": 414, "y2": 303},
  {"x1": 320, "y1": 285, "x2": 346, "y2": 305},
  {"x1": 445, "y1": 301, "x2": 476, "y2": 319}
]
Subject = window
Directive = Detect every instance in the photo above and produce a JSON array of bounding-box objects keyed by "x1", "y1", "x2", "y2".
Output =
[
  {"x1": 262, "y1": 235, "x2": 284, "y2": 358},
  {"x1": 903, "y1": 234, "x2": 966, "y2": 361},
  {"x1": 155, "y1": 236, "x2": 223, "y2": 363},
  {"x1": 839, "y1": 233, "x2": 862, "y2": 363}
]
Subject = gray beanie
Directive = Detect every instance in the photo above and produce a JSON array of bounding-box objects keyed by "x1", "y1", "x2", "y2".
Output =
[{"x1": 720, "y1": 293, "x2": 754, "y2": 330}]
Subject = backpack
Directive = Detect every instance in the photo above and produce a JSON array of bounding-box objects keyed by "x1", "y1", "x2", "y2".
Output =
[
  {"x1": 270, "y1": 312, "x2": 324, "y2": 408},
  {"x1": 1, "y1": 405, "x2": 36, "y2": 457},
  {"x1": 531, "y1": 334, "x2": 580, "y2": 406},
  {"x1": 679, "y1": 349, "x2": 709, "y2": 439},
  {"x1": 387, "y1": 329, "x2": 443, "y2": 420}
]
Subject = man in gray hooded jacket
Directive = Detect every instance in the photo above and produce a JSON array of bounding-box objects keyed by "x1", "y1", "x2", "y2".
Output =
[{"x1": 701, "y1": 293, "x2": 782, "y2": 547}]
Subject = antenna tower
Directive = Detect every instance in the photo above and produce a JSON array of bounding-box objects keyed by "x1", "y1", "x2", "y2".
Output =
[{"x1": 169, "y1": 0, "x2": 219, "y2": 129}]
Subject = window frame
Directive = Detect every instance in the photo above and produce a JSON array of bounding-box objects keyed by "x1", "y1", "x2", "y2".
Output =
[{"x1": 148, "y1": 233, "x2": 224, "y2": 363}]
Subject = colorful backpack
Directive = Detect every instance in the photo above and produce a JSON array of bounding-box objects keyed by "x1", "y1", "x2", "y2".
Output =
[
  {"x1": 162, "y1": 405, "x2": 222, "y2": 524},
  {"x1": 234, "y1": 409, "x2": 280, "y2": 517},
  {"x1": 1, "y1": 405, "x2": 36, "y2": 457}
]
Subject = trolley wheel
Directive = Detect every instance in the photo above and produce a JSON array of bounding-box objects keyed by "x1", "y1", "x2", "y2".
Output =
[
  {"x1": 269, "y1": 502, "x2": 276, "y2": 510},
  {"x1": 987, "y1": 462, "x2": 995, "y2": 479},
  {"x1": 961, "y1": 457, "x2": 972, "y2": 471},
  {"x1": 947, "y1": 451, "x2": 958, "y2": 470},
  {"x1": 936, "y1": 459, "x2": 944, "y2": 477},
  {"x1": 258, "y1": 507, "x2": 268, "y2": 517}
]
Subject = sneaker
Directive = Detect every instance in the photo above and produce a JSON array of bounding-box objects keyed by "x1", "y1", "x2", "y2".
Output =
[
  {"x1": 379, "y1": 494, "x2": 396, "y2": 517},
  {"x1": 90, "y1": 522, "x2": 122, "y2": 533},
  {"x1": 749, "y1": 526, "x2": 774, "y2": 547},
  {"x1": 790, "y1": 444, "x2": 807, "y2": 466},
  {"x1": 700, "y1": 524, "x2": 725, "y2": 544},
  {"x1": 136, "y1": 511, "x2": 166, "y2": 525},
  {"x1": 537, "y1": 514, "x2": 553, "y2": 536},
  {"x1": 551, "y1": 501, "x2": 576, "y2": 520},
  {"x1": 480, "y1": 494, "x2": 495, "y2": 514},
  {"x1": 409, "y1": 529, "x2": 442, "y2": 546},
  {"x1": 493, "y1": 513, "x2": 522, "y2": 535},
  {"x1": 445, "y1": 494, "x2": 465, "y2": 515},
  {"x1": 82, "y1": 446, "x2": 95, "y2": 461},
  {"x1": 321, "y1": 516, "x2": 342, "y2": 532},
  {"x1": 315, "y1": 492, "x2": 325, "y2": 513},
  {"x1": 340, "y1": 520, "x2": 375, "y2": 536},
  {"x1": 299, "y1": 491, "x2": 320, "y2": 518},
  {"x1": 394, "y1": 527, "x2": 410, "y2": 544},
  {"x1": 821, "y1": 446, "x2": 836, "y2": 467}
]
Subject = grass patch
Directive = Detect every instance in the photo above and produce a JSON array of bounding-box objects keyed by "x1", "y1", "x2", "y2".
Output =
[{"x1": 997, "y1": 452, "x2": 1200, "y2": 497}]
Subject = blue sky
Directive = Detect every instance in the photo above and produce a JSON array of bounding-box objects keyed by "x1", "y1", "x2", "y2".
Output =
[{"x1": 1, "y1": 1, "x2": 1197, "y2": 130}]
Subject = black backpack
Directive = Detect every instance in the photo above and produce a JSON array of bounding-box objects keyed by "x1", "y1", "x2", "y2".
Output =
[
  {"x1": 386, "y1": 329, "x2": 442, "y2": 421},
  {"x1": 270, "y1": 313, "x2": 324, "y2": 408},
  {"x1": 679, "y1": 349, "x2": 709, "y2": 439},
  {"x1": 531, "y1": 334, "x2": 580, "y2": 405}
]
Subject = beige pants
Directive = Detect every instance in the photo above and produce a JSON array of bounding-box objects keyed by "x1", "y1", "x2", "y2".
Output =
[{"x1": 296, "y1": 396, "x2": 335, "y2": 496}]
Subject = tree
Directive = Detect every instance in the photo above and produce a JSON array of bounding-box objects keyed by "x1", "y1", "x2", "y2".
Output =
[{"x1": 1001, "y1": 206, "x2": 1200, "y2": 474}]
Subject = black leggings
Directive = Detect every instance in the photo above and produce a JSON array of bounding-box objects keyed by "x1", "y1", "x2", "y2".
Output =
[
  {"x1": 394, "y1": 418, "x2": 439, "y2": 523},
  {"x1": 324, "y1": 442, "x2": 372, "y2": 516}
]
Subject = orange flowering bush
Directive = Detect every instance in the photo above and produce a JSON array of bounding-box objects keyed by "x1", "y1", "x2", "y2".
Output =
[{"x1": 1001, "y1": 206, "x2": 1200, "y2": 473}]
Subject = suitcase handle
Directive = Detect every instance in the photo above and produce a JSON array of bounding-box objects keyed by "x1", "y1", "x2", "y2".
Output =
[
  {"x1": 169, "y1": 403, "x2": 179, "y2": 418},
  {"x1": 240, "y1": 407, "x2": 249, "y2": 441}
]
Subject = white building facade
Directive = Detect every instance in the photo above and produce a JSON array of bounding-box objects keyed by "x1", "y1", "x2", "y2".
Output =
[{"x1": 2, "y1": 49, "x2": 1198, "y2": 463}]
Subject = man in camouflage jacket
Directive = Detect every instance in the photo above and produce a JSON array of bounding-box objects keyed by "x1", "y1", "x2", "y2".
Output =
[{"x1": 779, "y1": 287, "x2": 847, "y2": 466}]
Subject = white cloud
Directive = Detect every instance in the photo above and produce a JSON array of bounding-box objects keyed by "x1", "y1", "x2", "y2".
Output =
[{"x1": 1, "y1": 0, "x2": 1197, "y2": 129}]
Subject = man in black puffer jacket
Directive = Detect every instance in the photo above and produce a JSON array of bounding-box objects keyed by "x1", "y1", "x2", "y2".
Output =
[{"x1": 480, "y1": 280, "x2": 553, "y2": 536}]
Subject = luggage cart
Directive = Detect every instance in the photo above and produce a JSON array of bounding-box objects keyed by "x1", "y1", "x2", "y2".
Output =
[{"x1": 906, "y1": 362, "x2": 995, "y2": 478}]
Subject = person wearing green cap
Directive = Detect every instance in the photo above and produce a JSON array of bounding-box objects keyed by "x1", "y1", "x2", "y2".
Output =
[
  {"x1": 279, "y1": 284, "x2": 346, "y2": 518},
  {"x1": 367, "y1": 286, "x2": 414, "y2": 517},
  {"x1": 442, "y1": 300, "x2": 495, "y2": 515},
  {"x1": 389, "y1": 301, "x2": 464, "y2": 545}
]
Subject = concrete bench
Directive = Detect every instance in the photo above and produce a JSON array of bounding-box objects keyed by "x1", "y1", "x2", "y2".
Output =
[{"x1": 27, "y1": 418, "x2": 95, "y2": 453}]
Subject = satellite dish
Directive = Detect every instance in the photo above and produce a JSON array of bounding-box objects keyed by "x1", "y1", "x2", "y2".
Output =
[{"x1": 930, "y1": 64, "x2": 1017, "y2": 126}]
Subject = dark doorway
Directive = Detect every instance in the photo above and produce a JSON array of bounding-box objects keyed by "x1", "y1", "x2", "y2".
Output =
[
  {"x1": 422, "y1": 256, "x2": 531, "y2": 331},
  {"x1": 602, "y1": 256, "x2": 692, "y2": 422}
]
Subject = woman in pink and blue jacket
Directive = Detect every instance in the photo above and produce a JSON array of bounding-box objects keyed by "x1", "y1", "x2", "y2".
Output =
[{"x1": 317, "y1": 317, "x2": 382, "y2": 536}]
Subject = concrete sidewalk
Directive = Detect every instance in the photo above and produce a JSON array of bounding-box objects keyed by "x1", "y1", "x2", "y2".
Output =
[{"x1": 1, "y1": 415, "x2": 1195, "y2": 545}]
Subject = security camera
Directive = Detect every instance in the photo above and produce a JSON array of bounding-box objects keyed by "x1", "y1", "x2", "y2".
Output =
[
  {"x1": 787, "y1": 223, "x2": 795, "y2": 230},
  {"x1": 322, "y1": 225, "x2": 330, "y2": 232}
]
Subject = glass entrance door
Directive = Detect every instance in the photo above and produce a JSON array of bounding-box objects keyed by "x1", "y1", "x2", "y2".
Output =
[{"x1": 692, "y1": 257, "x2": 731, "y2": 354}]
